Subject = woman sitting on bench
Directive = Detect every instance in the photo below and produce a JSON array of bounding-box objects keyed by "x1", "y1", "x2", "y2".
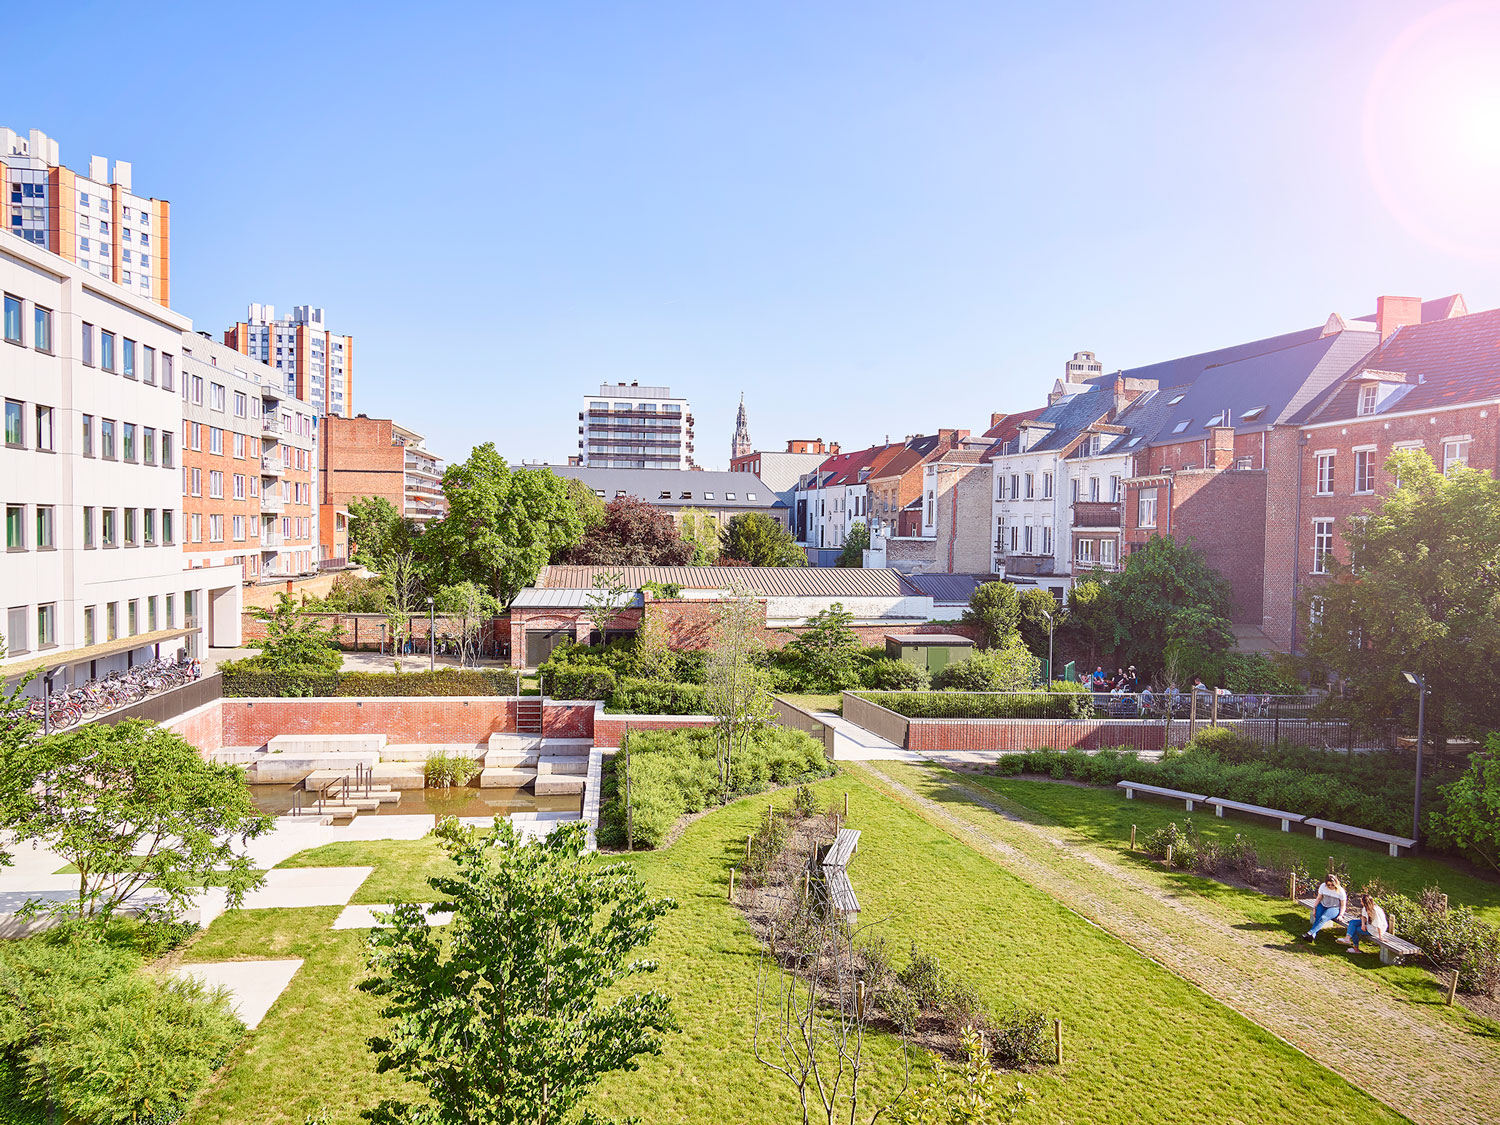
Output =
[
  {"x1": 1302, "y1": 874, "x2": 1347, "y2": 941},
  {"x1": 1338, "y1": 894, "x2": 1388, "y2": 954}
]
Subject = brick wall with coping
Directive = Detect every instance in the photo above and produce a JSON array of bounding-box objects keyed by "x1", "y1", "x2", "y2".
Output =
[{"x1": 593, "y1": 712, "x2": 717, "y2": 747}]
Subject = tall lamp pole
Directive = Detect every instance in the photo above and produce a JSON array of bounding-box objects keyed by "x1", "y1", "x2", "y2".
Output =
[
  {"x1": 1041, "y1": 609, "x2": 1054, "y2": 687},
  {"x1": 427, "y1": 597, "x2": 436, "y2": 672},
  {"x1": 1402, "y1": 671, "x2": 1426, "y2": 847}
]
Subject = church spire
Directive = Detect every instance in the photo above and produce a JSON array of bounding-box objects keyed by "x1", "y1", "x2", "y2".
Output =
[{"x1": 731, "y1": 392, "x2": 753, "y2": 461}]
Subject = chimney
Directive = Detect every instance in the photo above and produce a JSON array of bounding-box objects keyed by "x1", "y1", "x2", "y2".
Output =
[
  {"x1": 991, "y1": 413, "x2": 1005, "y2": 429},
  {"x1": 937, "y1": 429, "x2": 957, "y2": 447},
  {"x1": 1209, "y1": 426, "x2": 1235, "y2": 469},
  {"x1": 1376, "y1": 295, "x2": 1422, "y2": 341}
]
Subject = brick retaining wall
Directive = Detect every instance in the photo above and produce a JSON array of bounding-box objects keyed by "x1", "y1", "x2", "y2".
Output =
[
  {"x1": 906, "y1": 717, "x2": 1168, "y2": 752},
  {"x1": 593, "y1": 712, "x2": 717, "y2": 748}
]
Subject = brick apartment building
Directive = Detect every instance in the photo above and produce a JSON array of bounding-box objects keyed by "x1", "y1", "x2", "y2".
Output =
[
  {"x1": 180, "y1": 334, "x2": 318, "y2": 581},
  {"x1": 319, "y1": 414, "x2": 446, "y2": 561}
]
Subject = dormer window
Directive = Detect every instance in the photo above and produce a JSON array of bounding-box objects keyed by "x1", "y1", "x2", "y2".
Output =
[
  {"x1": 704, "y1": 491, "x2": 715, "y2": 500},
  {"x1": 1358, "y1": 385, "x2": 1379, "y2": 416},
  {"x1": 680, "y1": 492, "x2": 692, "y2": 499}
]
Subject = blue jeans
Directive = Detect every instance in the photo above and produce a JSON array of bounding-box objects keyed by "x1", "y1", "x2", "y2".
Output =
[
  {"x1": 1346, "y1": 919, "x2": 1374, "y2": 947},
  {"x1": 1308, "y1": 902, "x2": 1341, "y2": 937}
]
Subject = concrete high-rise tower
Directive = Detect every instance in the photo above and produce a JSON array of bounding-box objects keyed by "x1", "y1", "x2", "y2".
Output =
[{"x1": 731, "y1": 393, "x2": 753, "y2": 462}]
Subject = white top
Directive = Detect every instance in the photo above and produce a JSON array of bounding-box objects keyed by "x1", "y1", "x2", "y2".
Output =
[
  {"x1": 1317, "y1": 882, "x2": 1347, "y2": 911},
  {"x1": 1366, "y1": 903, "x2": 1388, "y2": 936}
]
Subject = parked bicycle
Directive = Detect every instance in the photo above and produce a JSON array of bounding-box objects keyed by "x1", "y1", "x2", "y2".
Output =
[{"x1": 24, "y1": 656, "x2": 200, "y2": 731}]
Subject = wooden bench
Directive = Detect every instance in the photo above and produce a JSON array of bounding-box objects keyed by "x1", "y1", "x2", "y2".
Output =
[
  {"x1": 818, "y1": 828, "x2": 861, "y2": 922},
  {"x1": 1296, "y1": 897, "x2": 1423, "y2": 966},
  {"x1": 825, "y1": 828, "x2": 860, "y2": 869},
  {"x1": 1303, "y1": 818, "x2": 1417, "y2": 858},
  {"x1": 1206, "y1": 797, "x2": 1304, "y2": 833},
  {"x1": 1116, "y1": 780, "x2": 1209, "y2": 811}
]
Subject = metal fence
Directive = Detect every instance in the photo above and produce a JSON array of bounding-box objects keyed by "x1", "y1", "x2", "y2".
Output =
[
  {"x1": 93, "y1": 674, "x2": 223, "y2": 727},
  {"x1": 770, "y1": 695, "x2": 837, "y2": 760}
]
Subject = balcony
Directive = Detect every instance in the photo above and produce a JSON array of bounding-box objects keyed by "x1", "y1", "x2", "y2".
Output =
[
  {"x1": 261, "y1": 416, "x2": 282, "y2": 439},
  {"x1": 260, "y1": 383, "x2": 284, "y2": 403},
  {"x1": 1072, "y1": 500, "x2": 1122, "y2": 529},
  {"x1": 260, "y1": 456, "x2": 284, "y2": 477},
  {"x1": 260, "y1": 491, "x2": 284, "y2": 513},
  {"x1": 260, "y1": 527, "x2": 284, "y2": 550}
]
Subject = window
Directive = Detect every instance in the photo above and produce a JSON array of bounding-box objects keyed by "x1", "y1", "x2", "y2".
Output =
[
  {"x1": 128, "y1": 601, "x2": 138, "y2": 636},
  {"x1": 165, "y1": 594, "x2": 174, "y2": 627},
  {"x1": 234, "y1": 391, "x2": 247, "y2": 417},
  {"x1": 5, "y1": 607, "x2": 26, "y2": 654},
  {"x1": 1024, "y1": 473, "x2": 1034, "y2": 499},
  {"x1": 35, "y1": 506, "x2": 53, "y2": 549},
  {"x1": 704, "y1": 492, "x2": 715, "y2": 500},
  {"x1": 1077, "y1": 539, "x2": 1095, "y2": 563},
  {"x1": 142, "y1": 345, "x2": 155, "y2": 384},
  {"x1": 1042, "y1": 472, "x2": 1054, "y2": 499},
  {"x1": 33, "y1": 406, "x2": 52, "y2": 451},
  {"x1": 1313, "y1": 519, "x2": 1335, "y2": 574},
  {"x1": 122, "y1": 422, "x2": 136, "y2": 462},
  {"x1": 162, "y1": 354, "x2": 174, "y2": 392},
  {"x1": 1110, "y1": 474, "x2": 1122, "y2": 502},
  {"x1": 1357, "y1": 385, "x2": 1378, "y2": 416},
  {"x1": 143, "y1": 508, "x2": 156, "y2": 545},
  {"x1": 1172, "y1": 419, "x2": 1192, "y2": 434},
  {"x1": 82, "y1": 323, "x2": 94, "y2": 365},
  {"x1": 1070, "y1": 477, "x2": 1079, "y2": 503},
  {"x1": 82, "y1": 505, "x2": 96, "y2": 548},
  {"x1": 1041, "y1": 521, "x2": 1053, "y2": 554},
  {"x1": 190, "y1": 468, "x2": 201, "y2": 496},
  {"x1": 82, "y1": 414, "x2": 93, "y2": 456},
  {"x1": 101, "y1": 419, "x2": 116, "y2": 459},
  {"x1": 1166, "y1": 393, "x2": 1185, "y2": 405},
  {"x1": 997, "y1": 475, "x2": 1008, "y2": 501},
  {"x1": 190, "y1": 423, "x2": 201, "y2": 452},
  {"x1": 84, "y1": 606, "x2": 96, "y2": 646},
  {"x1": 122, "y1": 338, "x2": 136, "y2": 378},
  {"x1": 143, "y1": 426, "x2": 156, "y2": 465},
  {"x1": 1315, "y1": 452, "x2": 1335, "y2": 495},
  {"x1": 101, "y1": 331, "x2": 115, "y2": 371},
  {"x1": 211, "y1": 383, "x2": 226, "y2": 411},
  {"x1": 233, "y1": 473, "x2": 245, "y2": 500},
  {"x1": 233, "y1": 514, "x2": 245, "y2": 541},
  {"x1": 726, "y1": 492, "x2": 736, "y2": 501},
  {"x1": 1443, "y1": 438, "x2": 1471, "y2": 476},
  {"x1": 1354, "y1": 449, "x2": 1375, "y2": 493},
  {"x1": 1089, "y1": 476, "x2": 1100, "y2": 502},
  {"x1": 124, "y1": 508, "x2": 137, "y2": 546},
  {"x1": 1240, "y1": 406, "x2": 1266, "y2": 421},
  {"x1": 209, "y1": 470, "x2": 224, "y2": 498},
  {"x1": 148, "y1": 597, "x2": 158, "y2": 632},
  {"x1": 209, "y1": 514, "x2": 223, "y2": 542},
  {"x1": 4, "y1": 400, "x2": 22, "y2": 446},
  {"x1": 102, "y1": 508, "x2": 117, "y2": 547},
  {"x1": 1023, "y1": 523, "x2": 1035, "y2": 553},
  {"x1": 1137, "y1": 487, "x2": 1158, "y2": 529},
  {"x1": 1100, "y1": 539, "x2": 1117, "y2": 566},
  {"x1": 190, "y1": 514, "x2": 201, "y2": 543},
  {"x1": 747, "y1": 492, "x2": 757, "y2": 500},
  {"x1": 232, "y1": 433, "x2": 245, "y2": 459},
  {"x1": 162, "y1": 509, "x2": 173, "y2": 545},
  {"x1": 162, "y1": 432, "x2": 175, "y2": 468},
  {"x1": 1010, "y1": 474, "x2": 1020, "y2": 500},
  {"x1": 191, "y1": 376, "x2": 204, "y2": 405},
  {"x1": 106, "y1": 603, "x2": 118, "y2": 641},
  {"x1": 2, "y1": 294, "x2": 20, "y2": 343},
  {"x1": 5, "y1": 504, "x2": 23, "y2": 550},
  {"x1": 32, "y1": 306, "x2": 51, "y2": 353},
  {"x1": 209, "y1": 427, "x2": 223, "y2": 455}
]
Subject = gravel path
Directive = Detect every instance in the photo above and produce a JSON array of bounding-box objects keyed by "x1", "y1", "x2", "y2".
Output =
[{"x1": 855, "y1": 761, "x2": 1500, "y2": 1125}]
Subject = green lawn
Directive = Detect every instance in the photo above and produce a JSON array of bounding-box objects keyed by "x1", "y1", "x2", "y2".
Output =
[
  {"x1": 778, "y1": 692, "x2": 843, "y2": 714},
  {"x1": 274, "y1": 838, "x2": 454, "y2": 902},
  {"x1": 180, "y1": 774, "x2": 1408, "y2": 1124}
]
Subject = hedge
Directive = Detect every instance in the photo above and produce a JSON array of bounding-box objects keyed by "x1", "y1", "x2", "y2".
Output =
[
  {"x1": 607, "y1": 678, "x2": 709, "y2": 715},
  {"x1": 860, "y1": 687, "x2": 1092, "y2": 720},
  {"x1": 220, "y1": 663, "x2": 518, "y2": 698},
  {"x1": 544, "y1": 665, "x2": 618, "y2": 701}
]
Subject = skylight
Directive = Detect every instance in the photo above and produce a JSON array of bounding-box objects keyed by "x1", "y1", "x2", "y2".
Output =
[
  {"x1": 1172, "y1": 419, "x2": 1192, "y2": 434},
  {"x1": 1206, "y1": 412, "x2": 1225, "y2": 427},
  {"x1": 1241, "y1": 406, "x2": 1267, "y2": 421},
  {"x1": 1127, "y1": 437, "x2": 1142, "y2": 447},
  {"x1": 1167, "y1": 393, "x2": 1186, "y2": 405}
]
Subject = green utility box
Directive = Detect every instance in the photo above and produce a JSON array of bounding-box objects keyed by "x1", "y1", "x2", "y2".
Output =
[{"x1": 884, "y1": 633, "x2": 976, "y2": 676}]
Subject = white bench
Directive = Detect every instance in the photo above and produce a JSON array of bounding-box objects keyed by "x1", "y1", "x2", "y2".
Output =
[
  {"x1": 1297, "y1": 897, "x2": 1423, "y2": 965},
  {"x1": 1207, "y1": 797, "x2": 1304, "y2": 833},
  {"x1": 1116, "y1": 780, "x2": 1209, "y2": 811},
  {"x1": 1303, "y1": 818, "x2": 1417, "y2": 858}
]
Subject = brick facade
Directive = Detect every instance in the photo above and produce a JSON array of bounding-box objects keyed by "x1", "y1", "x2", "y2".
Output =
[{"x1": 906, "y1": 717, "x2": 1168, "y2": 752}]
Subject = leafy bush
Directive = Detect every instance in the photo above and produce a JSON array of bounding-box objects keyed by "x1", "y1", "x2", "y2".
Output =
[
  {"x1": 863, "y1": 658, "x2": 930, "y2": 691},
  {"x1": 1221, "y1": 652, "x2": 1302, "y2": 695},
  {"x1": 641, "y1": 580, "x2": 683, "y2": 598},
  {"x1": 598, "y1": 727, "x2": 833, "y2": 848},
  {"x1": 0, "y1": 931, "x2": 244, "y2": 1124},
  {"x1": 544, "y1": 664, "x2": 617, "y2": 701},
  {"x1": 220, "y1": 664, "x2": 518, "y2": 698},
  {"x1": 988, "y1": 1002, "x2": 1051, "y2": 1066},
  {"x1": 608, "y1": 677, "x2": 709, "y2": 715},
  {"x1": 932, "y1": 639, "x2": 1041, "y2": 693},
  {"x1": 673, "y1": 650, "x2": 708, "y2": 685},
  {"x1": 860, "y1": 688, "x2": 1091, "y2": 720},
  {"x1": 425, "y1": 751, "x2": 480, "y2": 788},
  {"x1": 1381, "y1": 888, "x2": 1500, "y2": 995}
]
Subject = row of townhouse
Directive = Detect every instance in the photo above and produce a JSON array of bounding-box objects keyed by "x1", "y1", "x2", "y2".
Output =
[{"x1": 907, "y1": 293, "x2": 1493, "y2": 655}]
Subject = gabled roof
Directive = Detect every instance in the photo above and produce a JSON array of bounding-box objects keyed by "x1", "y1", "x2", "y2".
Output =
[
  {"x1": 532, "y1": 465, "x2": 777, "y2": 510},
  {"x1": 979, "y1": 408, "x2": 1048, "y2": 461},
  {"x1": 1293, "y1": 306, "x2": 1500, "y2": 424},
  {"x1": 535, "y1": 565, "x2": 919, "y2": 598},
  {"x1": 1091, "y1": 322, "x2": 1332, "y2": 393},
  {"x1": 1027, "y1": 389, "x2": 1115, "y2": 454},
  {"x1": 903, "y1": 573, "x2": 991, "y2": 604}
]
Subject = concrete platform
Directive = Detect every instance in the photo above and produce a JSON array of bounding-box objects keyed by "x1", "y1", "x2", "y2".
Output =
[
  {"x1": 170, "y1": 959, "x2": 303, "y2": 1029},
  {"x1": 535, "y1": 775, "x2": 585, "y2": 796},
  {"x1": 332, "y1": 903, "x2": 453, "y2": 930},
  {"x1": 479, "y1": 767, "x2": 536, "y2": 789},
  {"x1": 268, "y1": 733, "x2": 387, "y2": 756},
  {"x1": 238, "y1": 866, "x2": 373, "y2": 910},
  {"x1": 540, "y1": 756, "x2": 588, "y2": 777},
  {"x1": 379, "y1": 743, "x2": 486, "y2": 762}
]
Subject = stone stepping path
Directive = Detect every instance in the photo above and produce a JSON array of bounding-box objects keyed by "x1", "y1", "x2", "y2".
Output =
[
  {"x1": 237, "y1": 866, "x2": 373, "y2": 910},
  {"x1": 857, "y1": 760, "x2": 1500, "y2": 1125},
  {"x1": 332, "y1": 903, "x2": 453, "y2": 930},
  {"x1": 170, "y1": 959, "x2": 303, "y2": 1029}
]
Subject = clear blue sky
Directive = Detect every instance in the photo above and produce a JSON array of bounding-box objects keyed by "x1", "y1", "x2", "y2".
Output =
[{"x1": 13, "y1": 0, "x2": 1500, "y2": 467}]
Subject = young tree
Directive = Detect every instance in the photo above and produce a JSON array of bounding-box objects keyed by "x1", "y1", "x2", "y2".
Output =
[
  {"x1": 1061, "y1": 578, "x2": 1112, "y2": 672},
  {"x1": 384, "y1": 549, "x2": 421, "y2": 671},
  {"x1": 347, "y1": 495, "x2": 411, "y2": 568},
  {"x1": 583, "y1": 570, "x2": 632, "y2": 645},
  {"x1": 561, "y1": 474, "x2": 607, "y2": 534},
  {"x1": 677, "y1": 507, "x2": 722, "y2": 565},
  {"x1": 837, "y1": 521, "x2": 870, "y2": 568},
  {"x1": 890, "y1": 1028, "x2": 1032, "y2": 1125},
  {"x1": 632, "y1": 604, "x2": 677, "y2": 682},
  {"x1": 1428, "y1": 740, "x2": 1500, "y2": 875},
  {"x1": 1303, "y1": 449, "x2": 1500, "y2": 745},
  {"x1": 962, "y1": 582, "x2": 1021, "y2": 650},
  {"x1": 433, "y1": 581, "x2": 500, "y2": 668},
  {"x1": 246, "y1": 592, "x2": 343, "y2": 672},
  {"x1": 705, "y1": 585, "x2": 774, "y2": 796},
  {"x1": 783, "y1": 602, "x2": 863, "y2": 690},
  {"x1": 719, "y1": 512, "x2": 805, "y2": 567},
  {"x1": 0, "y1": 634, "x2": 38, "y2": 869},
  {"x1": 564, "y1": 496, "x2": 695, "y2": 566},
  {"x1": 1016, "y1": 587, "x2": 1060, "y2": 661},
  {"x1": 361, "y1": 818, "x2": 676, "y2": 1125},
  {"x1": 0, "y1": 720, "x2": 271, "y2": 922},
  {"x1": 1103, "y1": 535, "x2": 1232, "y2": 677}
]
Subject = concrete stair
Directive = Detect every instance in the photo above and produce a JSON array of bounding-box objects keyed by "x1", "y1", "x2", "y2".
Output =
[{"x1": 479, "y1": 767, "x2": 536, "y2": 790}]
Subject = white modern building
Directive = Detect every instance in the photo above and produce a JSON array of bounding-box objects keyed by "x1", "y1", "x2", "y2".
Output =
[
  {"x1": 1, "y1": 126, "x2": 171, "y2": 305},
  {"x1": 578, "y1": 383, "x2": 695, "y2": 469},
  {"x1": 1, "y1": 235, "x2": 242, "y2": 694},
  {"x1": 225, "y1": 303, "x2": 353, "y2": 419}
]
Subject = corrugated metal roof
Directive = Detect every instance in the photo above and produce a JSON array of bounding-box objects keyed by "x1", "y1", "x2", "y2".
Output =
[
  {"x1": 903, "y1": 573, "x2": 991, "y2": 604},
  {"x1": 510, "y1": 588, "x2": 645, "y2": 609},
  {"x1": 536, "y1": 565, "x2": 918, "y2": 598}
]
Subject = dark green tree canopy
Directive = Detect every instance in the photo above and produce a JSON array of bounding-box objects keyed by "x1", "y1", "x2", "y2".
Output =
[
  {"x1": 837, "y1": 521, "x2": 870, "y2": 568},
  {"x1": 1103, "y1": 536, "x2": 1233, "y2": 679},
  {"x1": 962, "y1": 581, "x2": 1021, "y2": 650},
  {"x1": 347, "y1": 495, "x2": 413, "y2": 568},
  {"x1": 563, "y1": 496, "x2": 695, "y2": 566},
  {"x1": 719, "y1": 512, "x2": 805, "y2": 567}
]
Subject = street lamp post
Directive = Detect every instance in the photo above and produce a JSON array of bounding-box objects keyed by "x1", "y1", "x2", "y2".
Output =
[
  {"x1": 1402, "y1": 671, "x2": 1426, "y2": 847},
  {"x1": 427, "y1": 597, "x2": 436, "y2": 672},
  {"x1": 1041, "y1": 609, "x2": 1055, "y2": 687}
]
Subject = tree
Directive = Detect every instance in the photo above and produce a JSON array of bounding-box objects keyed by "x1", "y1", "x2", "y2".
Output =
[
  {"x1": 347, "y1": 495, "x2": 412, "y2": 568},
  {"x1": 1428, "y1": 740, "x2": 1500, "y2": 876},
  {"x1": 837, "y1": 521, "x2": 870, "y2": 568},
  {"x1": 561, "y1": 475, "x2": 607, "y2": 535},
  {"x1": 0, "y1": 633, "x2": 38, "y2": 869},
  {"x1": 426, "y1": 446, "x2": 584, "y2": 600},
  {"x1": 0, "y1": 720, "x2": 271, "y2": 923},
  {"x1": 247, "y1": 592, "x2": 343, "y2": 672},
  {"x1": 782, "y1": 603, "x2": 863, "y2": 690},
  {"x1": 1103, "y1": 536, "x2": 1232, "y2": 679},
  {"x1": 962, "y1": 582, "x2": 1021, "y2": 650},
  {"x1": 1061, "y1": 578, "x2": 1112, "y2": 672},
  {"x1": 433, "y1": 581, "x2": 500, "y2": 668},
  {"x1": 583, "y1": 570, "x2": 632, "y2": 644},
  {"x1": 1302, "y1": 449, "x2": 1500, "y2": 746},
  {"x1": 932, "y1": 639, "x2": 1041, "y2": 692},
  {"x1": 563, "y1": 496, "x2": 695, "y2": 566},
  {"x1": 1016, "y1": 587, "x2": 1059, "y2": 661},
  {"x1": 361, "y1": 818, "x2": 676, "y2": 1125},
  {"x1": 632, "y1": 605, "x2": 676, "y2": 682},
  {"x1": 313, "y1": 572, "x2": 391, "y2": 614},
  {"x1": 719, "y1": 512, "x2": 805, "y2": 567},
  {"x1": 677, "y1": 508, "x2": 721, "y2": 565},
  {"x1": 384, "y1": 549, "x2": 421, "y2": 670},
  {"x1": 704, "y1": 585, "x2": 774, "y2": 797}
]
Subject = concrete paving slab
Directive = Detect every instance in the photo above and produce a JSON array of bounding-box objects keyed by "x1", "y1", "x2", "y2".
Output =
[
  {"x1": 238, "y1": 866, "x2": 373, "y2": 910},
  {"x1": 817, "y1": 713, "x2": 927, "y2": 761},
  {"x1": 170, "y1": 959, "x2": 303, "y2": 1029},
  {"x1": 332, "y1": 903, "x2": 453, "y2": 930}
]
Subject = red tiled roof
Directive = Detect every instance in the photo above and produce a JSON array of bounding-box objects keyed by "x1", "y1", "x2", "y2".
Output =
[{"x1": 979, "y1": 407, "x2": 1048, "y2": 461}]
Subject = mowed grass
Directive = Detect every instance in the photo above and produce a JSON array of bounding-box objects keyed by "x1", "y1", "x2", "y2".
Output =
[
  {"x1": 778, "y1": 692, "x2": 844, "y2": 714},
  {"x1": 180, "y1": 775, "x2": 1409, "y2": 1125},
  {"x1": 900, "y1": 766, "x2": 1500, "y2": 1036}
]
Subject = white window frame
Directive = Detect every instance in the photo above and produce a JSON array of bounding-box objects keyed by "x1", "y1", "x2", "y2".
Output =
[
  {"x1": 1312, "y1": 519, "x2": 1335, "y2": 575},
  {"x1": 1315, "y1": 451, "x2": 1336, "y2": 495}
]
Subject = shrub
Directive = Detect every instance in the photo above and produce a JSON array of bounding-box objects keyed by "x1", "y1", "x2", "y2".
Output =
[
  {"x1": 673, "y1": 650, "x2": 708, "y2": 685},
  {"x1": 220, "y1": 665, "x2": 517, "y2": 698},
  {"x1": 863, "y1": 658, "x2": 931, "y2": 691},
  {"x1": 860, "y1": 690, "x2": 1091, "y2": 720},
  {"x1": 988, "y1": 1002, "x2": 1050, "y2": 1066},
  {"x1": 544, "y1": 664, "x2": 617, "y2": 701},
  {"x1": 1382, "y1": 888, "x2": 1500, "y2": 995},
  {"x1": 608, "y1": 677, "x2": 709, "y2": 715},
  {"x1": 425, "y1": 751, "x2": 480, "y2": 788},
  {"x1": 932, "y1": 639, "x2": 1041, "y2": 692},
  {"x1": 793, "y1": 784, "x2": 820, "y2": 818}
]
